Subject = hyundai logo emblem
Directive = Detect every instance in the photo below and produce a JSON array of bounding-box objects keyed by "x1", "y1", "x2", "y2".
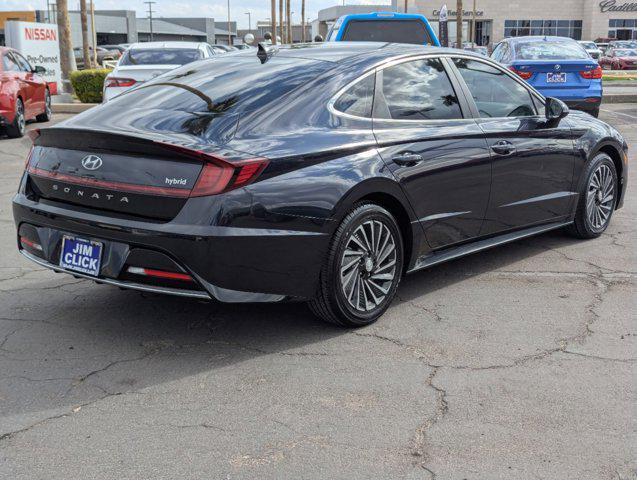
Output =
[
  {"x1": 81, "y1": 155, "x2": 103, "y2": 170},
  {"x1": 554, "y1": 64, "x2": 561, "y2": 71}
]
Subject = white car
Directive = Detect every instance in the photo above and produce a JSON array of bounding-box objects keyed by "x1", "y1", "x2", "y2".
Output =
[
  {"x1": 579, "y1": 41, "x2": 603, "y2": 61},
  {"x1": 102, "y1": 42, "x2": 216, "y2": 102}
]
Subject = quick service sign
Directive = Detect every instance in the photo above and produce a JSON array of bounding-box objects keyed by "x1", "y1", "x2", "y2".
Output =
[{"x1": 5, "y1": 21, "x2": 61, "y2": 94}]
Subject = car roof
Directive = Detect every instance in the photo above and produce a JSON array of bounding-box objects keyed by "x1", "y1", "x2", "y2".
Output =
[
  {"x1": 338, "y1": 12, "x2": 429, "y2": 21},
  {"x1": 243, "y1": 42, "x2": 470, "y2": 64},
  {"x1": 127, "y1": 41, "x2": 206, "y2": 50}
]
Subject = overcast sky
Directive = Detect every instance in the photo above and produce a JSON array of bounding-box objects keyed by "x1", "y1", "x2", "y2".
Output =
[{"x1": 6, "y1": 0, "x2": 392, "y2": 29}]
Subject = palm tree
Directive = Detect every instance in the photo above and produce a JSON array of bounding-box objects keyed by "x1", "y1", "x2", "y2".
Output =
[
  {"x1": 286, "y1": 0, "x2": 291, "y2": 44},
  {"x1": 56, "y1": 0, "x2": 75, "y2": 93},
  {"x1": 270, "y1": 0, "x2": 277, "y2": 44},
  {"x1": 279, "y1": 0, "x2": 284, "y2": 43},
  {"x1": 301, "y1": 0, "x2": 305, "y2": 42},
  {"x1": 79, "y1": 0, "x2": 91, "y2": 68}
]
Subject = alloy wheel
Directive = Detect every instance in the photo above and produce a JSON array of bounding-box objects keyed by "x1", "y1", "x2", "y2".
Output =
[
  {"x1": 45, "y1": 91, "x2": 52, "y2": 118},
  {"x1": 340, "y1": 220, "x2": 397, "y2": 312},
  {"x1": 586, "y1": 163, "x2": 615, "y2": 230},
  {"x1": 16, "y1": 101, "x2": 25, "y2": 135}
]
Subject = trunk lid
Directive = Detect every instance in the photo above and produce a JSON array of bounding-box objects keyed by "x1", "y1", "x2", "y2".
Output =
[
  {"x1": 511, "y1": 59, "x2": 598, "y2": 89},
  {"x1": 26, "y1": 118, "x2": 245, "y2": 221}
]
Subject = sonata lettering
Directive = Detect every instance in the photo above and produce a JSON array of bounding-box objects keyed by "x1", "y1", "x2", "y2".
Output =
[
  {"x1": 600, "y1": 0, "x2": 637, "y2": 12},
  {"x1": 51, "y1": 184, "x2": 130, "y2": 203}
]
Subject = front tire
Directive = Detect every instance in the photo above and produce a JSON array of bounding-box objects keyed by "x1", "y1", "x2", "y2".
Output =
[
  {"x1": 567, "y1": 153, "x2": 617, "y2": 239},
  {"x1": 308, "y1": 203, "x2": 404, "y2": 327},
  {"x1": 36, "y1": 89, "x2": 52, "y2": 123},
  {"x1": 6, "y1": 98, "x2": 25, "y2": 138}
]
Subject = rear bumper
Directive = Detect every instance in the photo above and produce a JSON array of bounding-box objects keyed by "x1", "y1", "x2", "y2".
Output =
[
  {"x1": 534, "y1": 83, "x2": 603, "y2": 110},
  {"x1": 103, "y1": 86, "x2": 133, "y2": 102},
  {"x1": 12, "y1": 193, "x2": 329, "y2": 302}
]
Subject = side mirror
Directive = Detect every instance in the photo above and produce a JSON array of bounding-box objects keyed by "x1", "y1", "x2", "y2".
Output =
[
  {"x1": 545, "y1": 97, "x2": 569, "y2": 120},
  {"x1": 33, "y1": 65, "x2": 46, "y2": 75}
]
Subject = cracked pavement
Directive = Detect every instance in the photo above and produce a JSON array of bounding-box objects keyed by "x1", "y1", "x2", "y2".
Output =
[{"x1": 0, "y1": 108, "x2": 635, "y2": 480}]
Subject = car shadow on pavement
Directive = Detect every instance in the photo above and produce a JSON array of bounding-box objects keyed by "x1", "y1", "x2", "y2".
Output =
[{"x1": 0, "y1": 228, "x2": 584, "y2": 423}]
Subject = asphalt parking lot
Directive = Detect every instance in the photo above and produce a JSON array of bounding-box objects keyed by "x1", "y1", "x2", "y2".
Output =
[{"x1": 0, "y1": 107, "x2": 635, "y2": 480}]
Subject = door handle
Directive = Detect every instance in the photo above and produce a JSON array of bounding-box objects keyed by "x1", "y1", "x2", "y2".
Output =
[
  {"x1": 490, "y1": 140, "x2": 516, "y2": 156},
  {"x1": 392, "y1": 152, "x2": 423, "y2": 166}
]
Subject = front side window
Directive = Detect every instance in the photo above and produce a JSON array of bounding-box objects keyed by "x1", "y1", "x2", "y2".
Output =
[
  {"x1": 2, "y1": 53, "x2": 20, "y2": 72},
  {"x1": 374, "y1": 58, "x2": 462, "y2": 121},
  {"x1": 333, "y1": 74, "x2": 375, "y2": 118},
  {"x1": 12, "y1": 52, "x2": 32, "y2": 72},
  {"x1": 452, "y1": 58, "x2": 537, "y2": 118}
]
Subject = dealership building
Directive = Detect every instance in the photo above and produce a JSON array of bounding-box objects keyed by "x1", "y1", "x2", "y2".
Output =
[{"x1": 314, "y1": 0, "x2": 637, "y2": 46}]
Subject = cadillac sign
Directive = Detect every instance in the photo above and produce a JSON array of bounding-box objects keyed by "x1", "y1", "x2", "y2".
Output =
[{"x1": 600, "y1": 0, "x2": 637, "y2": 12}]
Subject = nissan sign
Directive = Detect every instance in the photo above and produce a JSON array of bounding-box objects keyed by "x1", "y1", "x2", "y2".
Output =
[{"x1": 4, "y1": 21, "x2": 62, "y2": 94}]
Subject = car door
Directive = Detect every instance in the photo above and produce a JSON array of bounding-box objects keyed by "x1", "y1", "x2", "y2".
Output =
[
  {"x1": 11, "y1": 52, "x2": 42, "y2": 118},
  {"x1": 372, "y1": 56, "x2": 492, "y2": 250},
  {"x1": 449, "y1": 56, "x2": 576, "y2": 235}
]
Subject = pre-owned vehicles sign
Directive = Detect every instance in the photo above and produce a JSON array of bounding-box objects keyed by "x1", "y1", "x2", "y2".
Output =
[{"x1": 5, "y1": 21, "x2": 61, "y2": 94}]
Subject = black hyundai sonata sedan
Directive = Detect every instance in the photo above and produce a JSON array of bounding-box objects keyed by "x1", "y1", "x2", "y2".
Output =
[{"x1": 13, "y1": 42, "x2": 628, "y2": 326}]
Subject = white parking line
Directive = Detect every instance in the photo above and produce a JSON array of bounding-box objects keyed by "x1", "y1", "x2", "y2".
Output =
[{"x1": 601, "y1": 108, "x2": 637, "y2": 120}]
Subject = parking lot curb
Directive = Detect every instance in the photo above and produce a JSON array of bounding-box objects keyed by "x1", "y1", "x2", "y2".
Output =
[{"x1": 51, "y1": 103, "x2": 98, "y2": 114}]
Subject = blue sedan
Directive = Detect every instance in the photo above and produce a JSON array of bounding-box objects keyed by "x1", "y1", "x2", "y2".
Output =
[{"x1": 491, "y1": 36, "x2": 602, "y2": 117}]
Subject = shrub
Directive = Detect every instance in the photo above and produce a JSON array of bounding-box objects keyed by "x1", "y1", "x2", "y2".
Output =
[{"x1": 70, "y1": 69, "x2": 111, "y2": 103}]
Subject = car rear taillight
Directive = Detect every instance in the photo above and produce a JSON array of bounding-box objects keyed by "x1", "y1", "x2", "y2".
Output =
[
  {"x1": 159, "y1": 143, "x2": 269, "y2": 197},
  {"x1": 126, "y1": 266, "x2": 193, "y2": 282},
  {"x1": 580, "y1": 66, "x2": 603, "y2": 79},
  {"x1": 105, "y1": 77, "x2": 136, "y2": 88},
  {"x1": 509, "y1": 67, "x2": 532, "y2": 80}
]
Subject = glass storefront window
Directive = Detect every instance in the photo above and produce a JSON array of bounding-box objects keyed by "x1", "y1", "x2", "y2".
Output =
[{"x1": 504, "y1": 19, "x2": 586, "y2": 40}]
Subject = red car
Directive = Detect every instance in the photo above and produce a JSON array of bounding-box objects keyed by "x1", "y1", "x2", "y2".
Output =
[
  {"x1": 0, "y1": 47, "x2": 51, "y2": 138},
  {"x1": 599, "y1": 48, "x2": 637, "y2": 70}
]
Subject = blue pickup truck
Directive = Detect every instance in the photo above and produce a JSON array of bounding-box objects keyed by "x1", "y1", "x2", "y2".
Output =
[{"x1": 326, "y1": 12, "x2": 440, "y2": 46}]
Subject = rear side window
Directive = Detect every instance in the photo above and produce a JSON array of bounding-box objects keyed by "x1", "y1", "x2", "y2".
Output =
[
  {"x1": 452, "y1": 58, "x2": 537, "y2": 118},
  {"x1": 333, "y1": 74, "x2": 375, "y2": 118},
  {"x1": 374, "y1": 58, "x2": 462, "y2": 121},
  {"x1": 120, "y1": 48, "x2": 203, "y2": 66},
  {"x1": 108, "y1": 56, "x2": 332, "y2": 114},
  {"x1": 341, "y1": 20, "x2": 433, "y2": 45}
]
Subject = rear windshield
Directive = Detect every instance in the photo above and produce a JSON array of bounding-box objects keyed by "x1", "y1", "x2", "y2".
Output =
[
  {"x1": 515, "y1": 41, "x2": 589, "y2": 60},
  {"x1": 341, "y1": 19, "x2": 433, "y2": 45},
  {"x1": 108, "y1": 56, "x2": 333, "y2": 114},
  {"x1": 120, "y1": 48, "x2": 202, "y2": 66},
  {"x1": 614, "y1": 49, "x2": 637, "y2": 56}
]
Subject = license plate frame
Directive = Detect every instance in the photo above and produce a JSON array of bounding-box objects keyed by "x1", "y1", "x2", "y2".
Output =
[
  {"x1": 59, "y1": 236, "x2": 103, "y2": 277},
  {"x1": 547, "y1": 72, "x2": 567, "y2": 83}
]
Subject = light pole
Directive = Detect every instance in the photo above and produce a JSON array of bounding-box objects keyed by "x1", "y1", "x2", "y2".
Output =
[
  {"x1": 227, "y1": 0, "x2": 231, "y2": 45},
  {"x1": 245, "y1": 11, "x2": 251, "y2": 32},
  {"x1": 144, "y1": 1, "x2": 156, "y2": 42}
]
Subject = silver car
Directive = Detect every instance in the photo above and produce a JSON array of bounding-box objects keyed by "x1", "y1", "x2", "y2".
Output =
[
  {"x1": 579, "y1": 41, "x2": 603, "y2": 60},
  {"x1": 102, "y1": 42, "x2": 216, "y2": 102}
]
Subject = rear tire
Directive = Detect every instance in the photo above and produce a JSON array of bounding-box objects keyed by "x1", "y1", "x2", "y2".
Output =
[
  {"x1": 308, "y1": 203, "x2": 404, "y2": 327},
  {"x1": 6, "y1": 98, "x2": 25, "y2": 138},
  {"x1": 589, "y1": 106, "x2": 600, "y2": 118},
  {"x1": 36, "y1": 89, "x2": 52, "y2": 123},
  {"x1": 567, "y1": 153, "x2": 617, "y2": 239}
]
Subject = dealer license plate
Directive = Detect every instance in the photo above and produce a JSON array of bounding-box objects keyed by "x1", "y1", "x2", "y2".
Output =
[
  {"x1": 59, "y1": 236, "x2": 103, "y2": 277},
  {"x1": 547, "y1": 72, "x2": 567, "y2": 83}
]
